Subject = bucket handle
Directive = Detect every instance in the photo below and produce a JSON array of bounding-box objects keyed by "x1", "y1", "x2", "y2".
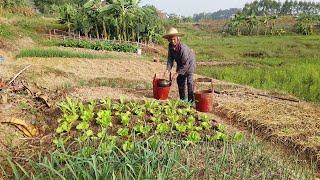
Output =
[
  {"x1": 194, "y1": 78, "x2": 213, "y2": 93},
  {"x1": 153, "y1": 72, "x2": 172, "y2": 82},
  {"x1": 153, "y1": 74, "x2": 157, "y2": 82}
]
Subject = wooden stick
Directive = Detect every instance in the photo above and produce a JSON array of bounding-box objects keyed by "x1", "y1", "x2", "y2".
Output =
[{"x1": 8, "y1": 65, "x2": 31, "y2": 85}]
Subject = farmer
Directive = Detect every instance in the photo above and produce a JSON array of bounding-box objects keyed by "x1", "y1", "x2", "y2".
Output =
[{"x1": 163, "y1": 27, "x2": 196, "y2": 103}]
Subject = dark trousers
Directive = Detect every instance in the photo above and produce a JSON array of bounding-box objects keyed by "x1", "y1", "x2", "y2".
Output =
[{"x1": 177, "y1": 73, "x2": 194, "y2": 102}]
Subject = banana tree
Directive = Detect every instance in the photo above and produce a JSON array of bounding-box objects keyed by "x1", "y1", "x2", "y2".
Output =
[
  {"x1": 228, "y1": 13, "x2": 246, "y2": 36},
  {"x1": 83, "y1": 0, "x2": 104, "y2": 39},
  {"x1": 99, "y1": 0, "x2": 142, "y2": 41},
  {"x1": 74, "y1": 9, "x2": 92, "y2": 38},
  {"x1": 245, "y1": 15, "x2": 259, "y2": 35},
  {"x1": 59, "y1": 4, "x2": 77, "y2": 35}
]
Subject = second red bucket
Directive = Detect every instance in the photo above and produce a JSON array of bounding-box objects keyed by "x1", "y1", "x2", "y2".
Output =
[
  {"x1": 194, "y1": 78, "x2": 214, "y2": 112},
  {"x1": 153, "y1": 73, "x2": 171, "y2": 100}
]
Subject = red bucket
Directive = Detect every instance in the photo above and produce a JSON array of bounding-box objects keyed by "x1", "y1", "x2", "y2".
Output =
[
  {"x1": 194, "y1": 78, "x2": 214, "y2": 112},
  {"x1": 153, "y1": 73, "x2": 171, "y2": 100}
]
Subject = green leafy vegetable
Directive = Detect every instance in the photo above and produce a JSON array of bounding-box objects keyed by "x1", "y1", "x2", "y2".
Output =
[
  {"x1": 175, "y1": 123, "x2": 187, "y2": 133},
  {"x1": 96, "y1": 110, "x2": 112, "y2": 127},
  {"x1": 120, "y1": 111, "x2": 131, "y2": 126},
  {"x1": 122, "y1": 140, "x2": 134, "y2": 152},
  {"x1": 117, "y1": 128, "x2": 129, "y2": 137},
  {"x1": 156, "y1": 123, "x2": 170, "y2": 134},
  {"x1": 187, "y1": 131, "x2": 201, "y2": 143}
]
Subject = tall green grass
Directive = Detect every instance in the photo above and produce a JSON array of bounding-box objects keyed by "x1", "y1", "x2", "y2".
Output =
[
  {"x1": 17, "y1": 48, "x2": 112, "y2": 59},
  {"x1": 2, "y1": 137, "x2": 315, "y2": 179},
  {"x1": 197, "y1": 57, "x2": 320, "y2": 102}
]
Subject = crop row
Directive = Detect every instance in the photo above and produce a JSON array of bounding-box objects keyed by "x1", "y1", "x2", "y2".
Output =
[{"x1": 58, "y1": 39, "x2": 138, "y2": 53}]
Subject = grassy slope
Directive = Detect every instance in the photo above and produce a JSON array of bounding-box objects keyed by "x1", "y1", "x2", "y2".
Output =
[
  {"x1": 180, "y1": 24, "x2": 320, "y2": 102},
  {"x1": 0, "y1": 11, "x2": 63, "y2": 43}
]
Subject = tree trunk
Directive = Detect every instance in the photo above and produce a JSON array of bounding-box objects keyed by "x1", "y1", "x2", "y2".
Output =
[
  {"x1": 102, "y1": 21, "x2": 107, "y2": 40},
  {"x1": 95, "y1": 24, "x2": 99, "y2": 39},
  {"x1": 68, "y1": 22, "x2": 71, "y2": 36}
]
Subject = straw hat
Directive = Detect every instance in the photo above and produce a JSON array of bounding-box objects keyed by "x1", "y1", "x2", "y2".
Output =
[{"x1": 163, "y1": 27, "x2": 184, "y2": 39}]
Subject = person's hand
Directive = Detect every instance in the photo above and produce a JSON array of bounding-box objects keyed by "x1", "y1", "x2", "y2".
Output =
[
  {"x1": 172, "y1": 72, "x2": 178, "y2": 80},
  {"x1": 163, "y1": 70, "x2": 169, "y2": 78}
]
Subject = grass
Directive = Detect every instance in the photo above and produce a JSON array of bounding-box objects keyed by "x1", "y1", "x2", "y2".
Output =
[
  {"x1": 181, "y1": 24, "x2": 320, "y2": 62},
  {"x1": 198, "y1": 58, "x2": 320, "y2": 102},
  {"x1": 0, "y1": 11, "x2": 63, "y2": 43},
  {"x1": 17, "y1": 48, "x2": 112, "y2": 59},
  {"x1": 179, "y1": 24, "x2": 320, "y2": 102},
  {"x1": 2, "y1": 137, "x2": 315, "y2": 179}
]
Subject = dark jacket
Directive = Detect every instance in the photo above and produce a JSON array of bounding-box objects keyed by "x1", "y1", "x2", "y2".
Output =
[{"x1": 166, "y1": 43, "x2": 196, "y2": 75}]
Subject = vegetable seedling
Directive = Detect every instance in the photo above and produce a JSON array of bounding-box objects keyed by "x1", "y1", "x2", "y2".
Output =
[
  {"x1": 133, "y1": 124, "x2": 151, "y2": 135},
  {"x1": 175, "y1": 123, "x2": 187, "y2": 133},
  {"x1": 120, "y1": 111, "x2": 131, "y2": 126},
  {"x1": 117, "y1": 128, "x2": 129, "y2": 137},
  {"x1": 208, "y1": 131, "x2": 228, "y2": 142},
  {"x1": 201, "y1": 121, "x2": 212, "y2": 130},
  {"x1": 187, "y1": 131, "x2": 201, "y2": 143},
  {"x1": 96, "y1": 110, "x2": 112, "y2": 127},
  {"x1": 168, "y1": 114, "x2": 180, "y2": 123},
  {"x1": 76, "y1": 121, "x2": 90, "y2": 130},
  {"x1": 79, "y1": 100, "x2": 96, "y2": 122},
  {"x1": 233, "y1": 131, "x2": 244, "y2": 142},
  {"x1": 156, "y1": 123, "x2": 170, "y2": 134},
  {"x1": 100, "y1": 97, "x2": 112, "y2": 110},
  {"x1": 122, "y1": 140, "x2": 134, "y2": 152}
]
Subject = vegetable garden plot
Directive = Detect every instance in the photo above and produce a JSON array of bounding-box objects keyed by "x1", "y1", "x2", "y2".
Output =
[{"x1": 54, "y1": 97, "x2": 241, "y2": 152}]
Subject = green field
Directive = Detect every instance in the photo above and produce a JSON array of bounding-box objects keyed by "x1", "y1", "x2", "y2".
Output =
[{"x1": 181, "y1": 25, "x2": 320, "y2": 102}]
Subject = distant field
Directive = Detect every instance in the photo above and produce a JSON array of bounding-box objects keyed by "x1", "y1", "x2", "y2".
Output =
[{"x1": 180, "y1": 24, "x2": 320, "y2": 102}]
